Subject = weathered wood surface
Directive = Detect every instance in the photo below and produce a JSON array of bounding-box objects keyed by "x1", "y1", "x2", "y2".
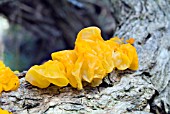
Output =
[
  {"x1": 1, "y1": 0, "x2": 170, "y2": 114},
  {"x1": 1, "y1": 71, "x2": 155, "y2": 114},
  {"x1": 112, "y1": 0, "x2": 170, "y2": 113}
]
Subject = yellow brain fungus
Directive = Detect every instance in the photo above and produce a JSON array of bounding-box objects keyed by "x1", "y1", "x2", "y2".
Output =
[
  {"x1": 0, "y1": 108, "x2": 12, "y2": 114},
  {"x1": 75, "y1": 27, "x2": 114, "y2": 73},
  {"x1": 0, "y1": 61, "x2": 20, "y2": 94},
  {"x1": 25, "y1": 26, "x2": 139, "y2": 90}
]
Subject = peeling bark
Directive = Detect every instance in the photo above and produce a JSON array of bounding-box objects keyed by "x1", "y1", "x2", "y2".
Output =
[{"x1": 1, "y1": 0, "x2": 170, "y2": 114}]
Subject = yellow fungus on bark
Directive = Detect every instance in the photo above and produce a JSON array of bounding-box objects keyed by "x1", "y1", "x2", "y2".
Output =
[
  {"x1": 0, "y1": 61, "x2": 20, "y2": 93},
  {"x1": 25, "y1": 26, "x2": 139, "y2": 90},
  {"x1": 0, "y1": 108, "x2": 12, "y2": 114}
]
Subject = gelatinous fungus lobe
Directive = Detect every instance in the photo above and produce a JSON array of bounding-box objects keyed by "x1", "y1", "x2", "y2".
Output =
[
  {"x1": 25, "y1": 60, "x2": 69, "y2": 88},
  {"x1": 0, "y1": 61, "x2": 20, "y2": 93}
]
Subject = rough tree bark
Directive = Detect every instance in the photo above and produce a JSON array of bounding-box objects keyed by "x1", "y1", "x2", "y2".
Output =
[{"x1": 0, "y1": 0, "x2": 170, "y2": 114}]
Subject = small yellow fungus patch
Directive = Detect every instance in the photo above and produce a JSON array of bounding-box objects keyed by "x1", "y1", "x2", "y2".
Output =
[
  {"x1": 25, "y1": 27, "x2": 139, "y2": 90},
  {"x1": 126, "y1": 38, "x2": 135, "y2": 44},
  {"x1": 0, "y1": 61, "x2": 20, "y2": 93},
  {"x1": 0, "y1": 108, "x2": 12, "y2": 114}
]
